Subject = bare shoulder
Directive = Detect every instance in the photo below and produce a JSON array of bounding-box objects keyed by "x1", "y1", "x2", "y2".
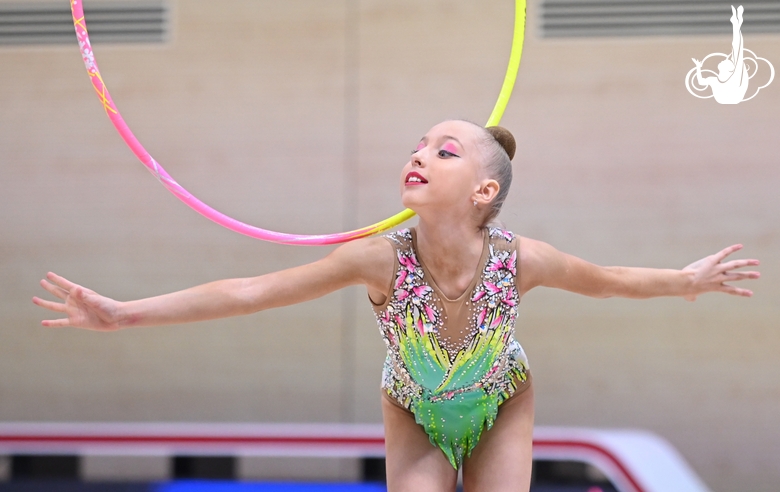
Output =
[
  {"x1": 516, "y1": 236, "x2": 557, "y2": 267},
  {"x1": 327, "y1": 235, "x2": 395, "y2": 294},
  {"x1": 515, "y1": 236, "x2": 562, "y2": 296},
  {"x1": 330, "y1": 235, "x2": 394, "y2": 268}
]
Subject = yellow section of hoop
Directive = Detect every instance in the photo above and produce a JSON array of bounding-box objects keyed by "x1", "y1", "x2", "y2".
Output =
[{"x1": 385, "y1": 0, "x2": 526, "y2": 231}]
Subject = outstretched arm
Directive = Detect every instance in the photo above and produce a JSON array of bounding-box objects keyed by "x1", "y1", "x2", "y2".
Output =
[
  {"x1": 517, "y1": 238, "x2": 759, "y2": 300},
  {"x1": 33, "y1": 237, "x2": 393, "y2": 331}
]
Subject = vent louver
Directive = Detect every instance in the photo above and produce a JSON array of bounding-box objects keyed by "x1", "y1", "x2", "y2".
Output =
[
  {"x1": 541, "y1": 1, "x2": 780, "y2": 37},
  {"x1": 0, "y1": 1, "x2": 168, "y2": 45}
]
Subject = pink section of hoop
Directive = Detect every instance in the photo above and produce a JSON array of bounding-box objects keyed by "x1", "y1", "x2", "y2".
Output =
[{"x1": 70, "y1": 0, "x2": 410, "y2": 245}]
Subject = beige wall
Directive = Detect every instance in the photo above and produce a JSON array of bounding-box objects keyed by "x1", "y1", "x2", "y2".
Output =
[{"x1": 1, "y1": 0, "x2": 778, "y2": 490}]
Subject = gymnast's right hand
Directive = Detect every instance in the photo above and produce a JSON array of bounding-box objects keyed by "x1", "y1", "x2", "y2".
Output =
[{"x1": 33, "y1": 272, "x2": 121, "y2": 331}]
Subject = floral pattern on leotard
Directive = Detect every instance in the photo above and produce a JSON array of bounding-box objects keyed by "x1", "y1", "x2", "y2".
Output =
[{"x1": 373, "y1": 227, "x2": 529, "y2": 469}]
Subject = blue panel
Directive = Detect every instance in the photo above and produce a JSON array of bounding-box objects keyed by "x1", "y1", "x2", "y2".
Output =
[{"x1": 154, "y1": 482, "x2": 387, "y2": 492}]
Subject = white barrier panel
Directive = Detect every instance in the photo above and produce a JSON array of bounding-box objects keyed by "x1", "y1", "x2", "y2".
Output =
[
  {"x1": 0, "y1": 423, "x2": 711, "y2": 492},
  {"x1": 533, "y1": 427, "x2": 711, "y2": 492}
]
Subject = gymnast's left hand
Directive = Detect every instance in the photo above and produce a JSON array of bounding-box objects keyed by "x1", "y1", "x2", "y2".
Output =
[{"x1": 681, "y1": 244, "x2": 760, "y2": 301}]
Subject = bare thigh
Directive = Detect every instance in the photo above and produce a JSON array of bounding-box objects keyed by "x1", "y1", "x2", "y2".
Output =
[
  {"x1": 381, "y1": 392, "x2": 458, "y2": 492},
  {"x1": 462, "y1": 379, "x2": 535, "y2": 492}
]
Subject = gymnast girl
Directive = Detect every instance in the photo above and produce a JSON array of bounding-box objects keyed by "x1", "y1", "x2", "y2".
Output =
[{"x1": 34, "y1": 119, "x2": 760, "y2": 491}]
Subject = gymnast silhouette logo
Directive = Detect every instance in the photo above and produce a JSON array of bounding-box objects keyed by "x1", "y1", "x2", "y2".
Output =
[{"x1": 685, "y1": 5, "x2": 774, "y2": 104}]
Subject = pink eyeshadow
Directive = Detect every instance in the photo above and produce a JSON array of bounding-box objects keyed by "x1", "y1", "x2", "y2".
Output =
[{"x1": 442, "y1": 143, "x2": 459, "y2": 154}]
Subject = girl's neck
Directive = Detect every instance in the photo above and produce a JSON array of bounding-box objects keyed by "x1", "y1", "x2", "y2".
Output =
[{"x1": 414, "y1": 216, "x2": 485, "y2": 275}]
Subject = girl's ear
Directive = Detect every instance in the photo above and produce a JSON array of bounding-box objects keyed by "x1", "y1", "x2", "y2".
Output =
[{"x1": 473, "y1": 179, "x2": 500, "y2": 205}]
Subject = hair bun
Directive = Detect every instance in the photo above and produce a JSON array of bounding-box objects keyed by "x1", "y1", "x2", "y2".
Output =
[{"x1": 485, "y1": 126, "x2": 516, "y2": 160}]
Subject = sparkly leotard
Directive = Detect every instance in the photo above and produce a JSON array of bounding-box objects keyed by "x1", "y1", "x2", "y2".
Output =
[{"x1": 370, "y1": 227, "x2": 530, "y2": 468}]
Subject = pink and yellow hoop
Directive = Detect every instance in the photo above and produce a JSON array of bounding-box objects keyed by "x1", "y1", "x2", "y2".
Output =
[{"x1": 69, "y1": 0, "x2": 526, "y2": 245}]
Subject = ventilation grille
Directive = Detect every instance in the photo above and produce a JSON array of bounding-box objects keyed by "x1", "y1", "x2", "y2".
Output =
[
  {"x1": 541, "y1": 1, "x2": 780, "y2": 37},
  {"x1": 0, "y1": 1, "x2": 168, "y2": 45}
]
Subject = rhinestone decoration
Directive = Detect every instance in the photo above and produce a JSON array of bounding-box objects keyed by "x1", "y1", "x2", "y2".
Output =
[{"x1": 372, "y1": 227, "x2": 529, "y2": 468}]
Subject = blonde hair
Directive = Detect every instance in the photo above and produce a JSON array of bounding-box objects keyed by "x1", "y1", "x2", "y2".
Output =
[
  {"x1": 446, "y1": 120, "x2": 516, "y2": 227},
  {"x1": 479, "y1": 125, "x2": 516, "y2": 226}
]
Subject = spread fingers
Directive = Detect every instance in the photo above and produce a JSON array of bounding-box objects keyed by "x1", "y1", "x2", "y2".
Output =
[
  {"x1": 32, "y1": 296, "x2": 66, "y2": 313},
  {"x1": 719, "y1": 284, "x2": 753, "y2": 297},
  {"x1": 713, "y1": 244, "x2": 743, "y2": 263},
  {"x1": 40, "y1": 278, "x2": 69, "y2": 300},
  {"x1": 718, "y1": 258, "x2": 760, "y2": 272},
  {"x1": 722, "y1": 270, "x2": 760, "y2": 282},
  {"x1": 46, "y1": 272, "x2": 78, "y2": 291},
  {"x1": 41, "y1": 318, "x2": 73, "y2": 328}
]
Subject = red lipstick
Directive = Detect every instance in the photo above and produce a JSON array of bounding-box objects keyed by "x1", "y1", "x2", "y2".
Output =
[{"x1": 405, "y1": 172, "x2": 428, "y2": 185}]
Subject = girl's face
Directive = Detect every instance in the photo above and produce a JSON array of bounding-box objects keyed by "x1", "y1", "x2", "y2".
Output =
[{"x1": 400, "y1": 120, "x2": 485, "y2": 215}]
